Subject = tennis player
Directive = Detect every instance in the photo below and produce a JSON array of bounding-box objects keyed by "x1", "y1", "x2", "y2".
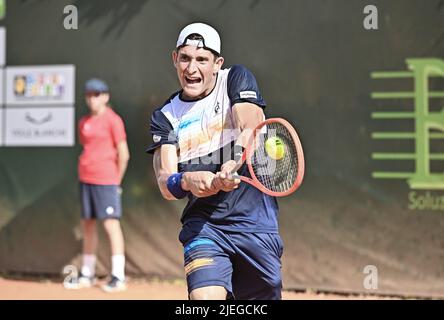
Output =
[{"x1": 146, "y1": 23, "x2": 283, "y2": 300}]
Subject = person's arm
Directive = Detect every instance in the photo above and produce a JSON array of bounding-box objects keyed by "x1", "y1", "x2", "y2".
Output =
[
  {"x1": 212, "y1": 102, "x2": 264, "y2": 191},
  {"x1": 231, "y1": 102, "x2": 265, "y2": 152},
  {"x1": 153, "y1": 144, "x2": 179, "y2": 200},
  {"x1": 212, "y1": 64, "x2": 267, "y2": 191},
  {"x1": 153, "y1": 145, "x2": 219, "y2": 200},
  {"x1": 117, "y1": 140, "x2": 130, "y2": 185}
]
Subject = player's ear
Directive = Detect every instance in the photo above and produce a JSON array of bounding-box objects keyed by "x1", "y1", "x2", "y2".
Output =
[
  {"x1": 172, "y1": 50, "x2": 178, "y2": 68},
  {"x1": 213, "y1": 56, "x2": 224, "y2": 74}
]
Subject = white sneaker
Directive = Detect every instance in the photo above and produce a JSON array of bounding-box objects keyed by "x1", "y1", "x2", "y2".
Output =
[
  {"x1": 102, "y1": 275, "x2": 127, "y2": 293},
  {"x1": 63, "y1": 273, "x2": 96, "y2": 290}
]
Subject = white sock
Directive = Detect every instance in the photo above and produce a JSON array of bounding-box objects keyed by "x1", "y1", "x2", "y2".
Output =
[
  {"x1": 81, "y1": 254, "x2": 96, "y2": 277},
  {"x1": 111, "y1": 255, "x2": 125, "y2": 281}
]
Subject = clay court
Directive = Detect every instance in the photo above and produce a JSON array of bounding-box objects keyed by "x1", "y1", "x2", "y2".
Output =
[{"x1": 0, "y1": 276, "x2": 397, "y2": 300}]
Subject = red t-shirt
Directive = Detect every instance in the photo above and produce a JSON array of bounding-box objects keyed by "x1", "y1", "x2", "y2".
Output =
[{"x1": 78, "y1": 107, "x2": 127, "y2": 185}]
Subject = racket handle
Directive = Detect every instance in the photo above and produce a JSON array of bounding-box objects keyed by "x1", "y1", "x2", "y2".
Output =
[
  {"x1": 231, "y1": 173, "x2": 240, "y2": 180},
  {"x1": 224, "y1": 170, "x2": 240, "y2": 181}
]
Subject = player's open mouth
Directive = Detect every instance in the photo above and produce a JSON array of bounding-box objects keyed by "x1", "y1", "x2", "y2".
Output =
[{"x1": 184, "y1": 76, "x2": 202, "y2": 84}]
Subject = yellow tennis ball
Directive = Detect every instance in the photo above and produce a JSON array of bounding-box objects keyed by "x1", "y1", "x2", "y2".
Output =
[{"x1": 265, "y1": 137, "x2": 285, "y2": 160}]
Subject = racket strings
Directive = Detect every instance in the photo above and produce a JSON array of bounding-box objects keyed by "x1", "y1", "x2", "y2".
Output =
[{"x1": 250, "y1": 122, "x2": 299, "y2": 193}]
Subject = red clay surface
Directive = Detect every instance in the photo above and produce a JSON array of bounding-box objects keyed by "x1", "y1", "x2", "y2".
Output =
[{"x1": 0, "y1": 277, "x2": 396, "y2": 300}]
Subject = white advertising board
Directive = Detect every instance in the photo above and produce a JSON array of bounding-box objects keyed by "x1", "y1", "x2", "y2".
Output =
[
  {"x1": 4, "y1": 107, "x2": 75, "y2": 146},
  {"x1": 6, "y1": 65, "x2": 75, "y2": 106}
]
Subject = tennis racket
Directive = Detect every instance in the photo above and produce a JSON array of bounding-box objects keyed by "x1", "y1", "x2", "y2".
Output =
[{"x1": 232, "y1": 118, "x2": 305, "y2": 197}]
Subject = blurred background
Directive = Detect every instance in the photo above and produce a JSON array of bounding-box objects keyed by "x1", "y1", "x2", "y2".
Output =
[{"x1": 0, "y1": 0, "x2": 444, "y2": 298}]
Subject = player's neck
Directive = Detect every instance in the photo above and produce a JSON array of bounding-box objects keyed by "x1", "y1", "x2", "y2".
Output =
[{"x1": 91, "y1": 105, "x2": 107, "y2": 116}]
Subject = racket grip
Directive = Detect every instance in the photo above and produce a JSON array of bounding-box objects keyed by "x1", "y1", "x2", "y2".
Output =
[{"x1": 229, "y1": 172, "x2": 240, "y2": 181}]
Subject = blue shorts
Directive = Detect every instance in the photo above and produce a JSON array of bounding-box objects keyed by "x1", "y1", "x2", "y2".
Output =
[
  {"x1": 179, "y1": 224, "x2": 284, "y2": 300},
  {"x1": 80, "y1": 183, "x2": 122, "y2": 220}
]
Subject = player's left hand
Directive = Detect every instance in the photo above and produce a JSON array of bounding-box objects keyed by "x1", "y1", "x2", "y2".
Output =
[{"x1": 212, "y1": 160, "x2": 241, "y2": 192}]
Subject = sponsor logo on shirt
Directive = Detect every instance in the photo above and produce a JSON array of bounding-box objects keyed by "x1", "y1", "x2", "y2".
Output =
[
  {"x1": 239, "y1": 91, "x2": 257, "y2": 99},
  {"x1": 214, "y1": 102, "x2": 221, "y2": 115}
]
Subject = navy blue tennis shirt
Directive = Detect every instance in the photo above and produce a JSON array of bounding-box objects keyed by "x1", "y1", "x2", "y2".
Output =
[{"x1": 146, "y1": 65, "x2": 279, "y2": 233}]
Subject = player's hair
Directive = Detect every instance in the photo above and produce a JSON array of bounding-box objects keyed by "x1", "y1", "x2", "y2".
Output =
[{"x1": 176, "y1": 33, "x2": 221, "y2": 59}]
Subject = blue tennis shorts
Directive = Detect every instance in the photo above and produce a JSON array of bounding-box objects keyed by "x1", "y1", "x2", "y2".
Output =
[
  {"x1": 80, "y1": 183, "x2": 122, "y2": 220},
  {"x1": 179, "y1": 223, "x2": 284, "y2": 300}
]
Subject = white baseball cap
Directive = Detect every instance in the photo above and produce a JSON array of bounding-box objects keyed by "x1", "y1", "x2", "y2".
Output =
[{"x1": 176, "y1": 22, "x2": 221, "y2": 55}]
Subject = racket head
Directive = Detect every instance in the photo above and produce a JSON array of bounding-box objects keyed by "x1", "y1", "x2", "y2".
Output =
[{"x1": 243, "y1": 118, "x2": 305, "y2": 197}]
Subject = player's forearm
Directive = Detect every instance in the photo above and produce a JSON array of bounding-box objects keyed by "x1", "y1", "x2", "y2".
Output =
[
  {"x1": 232, "y1": 102, "x2": 264, "y2": 150},
  {"x1": 234, "y1": 130, "x2": 252, "y2": 151},
  {"x1": 117, "y1": 140, "x2": 130, "y2": 185},
  {"x1": 157, "y1": 171, "x2": 179, "y2": 200},
  {"x1": 153, "y1": 147, "x2": 181, "y2": 200},
  {"x1": 117, "y1": 156, "x2": 129, "y2": 185}
]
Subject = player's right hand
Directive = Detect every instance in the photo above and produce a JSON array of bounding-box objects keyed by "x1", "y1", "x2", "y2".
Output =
[
  {"x1": 182, "y1": 171, "x2": 219, "y2": 198},
  {"x1": 211, "y1": 160, "x2": 241, "y2": 192}
]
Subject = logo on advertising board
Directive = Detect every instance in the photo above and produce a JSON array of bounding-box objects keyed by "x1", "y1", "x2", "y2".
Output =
[
  {"x1": 0, "y1": 0, "x2": 5, "y2": 21},
  {"x1": 371, "y1": 58, "x2": 444, "y2": 211},
  {"x1": 4, "y1": 108, "x2": 74, "y2": 146},
  {"x1": 13, "y1": 73, "x2": 66, "y2": 99},
  {"x1": 2, "y1": 65, "x2": 76, "y2": 147}
]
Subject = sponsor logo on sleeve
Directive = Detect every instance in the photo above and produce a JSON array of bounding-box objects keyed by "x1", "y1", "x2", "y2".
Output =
[{"x1": 239, "y1": 91, "x2": 257, "y2": 99}]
